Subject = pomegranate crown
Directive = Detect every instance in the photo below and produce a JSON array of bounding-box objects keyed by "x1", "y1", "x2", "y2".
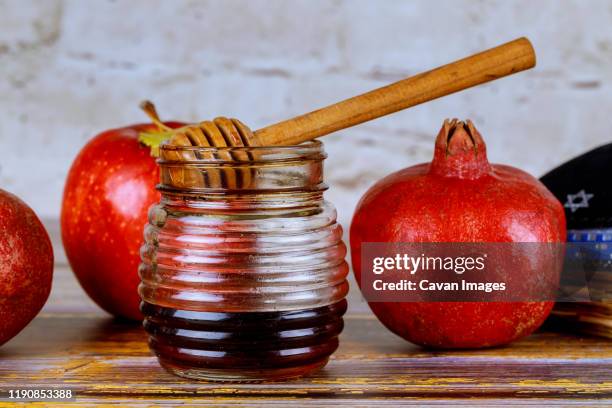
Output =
[{"x1": 430, "y1": 119, "x2": 491, "y2": 179}]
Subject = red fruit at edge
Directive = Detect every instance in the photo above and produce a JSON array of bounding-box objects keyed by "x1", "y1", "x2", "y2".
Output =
[
  {"x1": 61, "y1": 122, "x2": 183, "y2": 320},
  {"x1": 0, "y1": 189, "x2": 53, "y2": 345},
  {"x1": 350, "y1": 119, "x2": 566, "y2": 349}
]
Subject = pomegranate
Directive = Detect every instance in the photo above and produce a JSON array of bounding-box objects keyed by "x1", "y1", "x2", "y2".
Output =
[
  {"x1": 0, "y1": 189, "x2": 53, "y2": 346},
  {"x1": 350, "y1": 119, "x2": 566, "y2": 348}
]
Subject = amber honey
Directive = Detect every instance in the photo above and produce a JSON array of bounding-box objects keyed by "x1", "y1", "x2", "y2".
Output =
[
  {"x1": 141, "y1": 300, "x2": 347, "y2": 380},
  {"x1": 139, "y1": 141, "x2": 349, "y2": 381}
]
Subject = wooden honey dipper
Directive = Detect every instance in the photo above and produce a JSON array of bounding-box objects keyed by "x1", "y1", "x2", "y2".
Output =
[{"x1": 142, "y1": 37, "x2": 535, "y2": 189}]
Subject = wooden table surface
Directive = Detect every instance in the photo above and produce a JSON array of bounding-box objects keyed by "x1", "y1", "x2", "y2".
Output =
[{"x1": 1, "y1": 229, "x2": 611, "y2": 406}]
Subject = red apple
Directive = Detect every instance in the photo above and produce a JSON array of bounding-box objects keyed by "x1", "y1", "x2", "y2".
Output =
[
  {"x1": 0, "y1": 189, "x2": 53, "y2": 345},
  {"x1": 350, "y1": 120, "x2": 566, "y2": 348},
  {"x1": 61, "y1": 121, "x2": 183, "y2": 320}
]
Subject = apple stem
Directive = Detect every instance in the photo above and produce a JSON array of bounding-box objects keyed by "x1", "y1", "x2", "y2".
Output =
[{"x1": 140, "y1": 101, "x2": 173, "y2": 131}]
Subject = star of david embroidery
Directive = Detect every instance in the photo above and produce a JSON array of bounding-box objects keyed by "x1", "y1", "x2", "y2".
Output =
[{"x1": 564, "y1": 190, "x2": 594, "y2": 213}]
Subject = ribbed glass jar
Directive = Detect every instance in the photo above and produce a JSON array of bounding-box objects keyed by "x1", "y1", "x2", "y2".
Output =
[{"x1": 139, "y1": 141, "x2": 349, "y2": 381}]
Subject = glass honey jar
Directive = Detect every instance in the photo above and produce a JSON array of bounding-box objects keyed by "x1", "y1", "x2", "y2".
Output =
[{"x1": 139, "y1": 141, "x2": 349, "y2": 381}]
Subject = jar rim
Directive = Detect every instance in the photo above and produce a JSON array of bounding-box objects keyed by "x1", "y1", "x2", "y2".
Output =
[{"x1": 158, "y1": 140, "x2": 325, "y2": 164}]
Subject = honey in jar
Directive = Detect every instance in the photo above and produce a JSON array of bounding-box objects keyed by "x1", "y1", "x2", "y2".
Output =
[{"x1": 139, "y1": 141, "x2": 349, "y2": 381}]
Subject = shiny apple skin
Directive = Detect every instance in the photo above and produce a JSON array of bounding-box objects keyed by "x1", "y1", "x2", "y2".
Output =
[
  {"x1": 0, "y1": 189, "x2": 53, "y2": 345},
  {"x1": 61, "y1": 122, "x2": 183, "y2": 320}
]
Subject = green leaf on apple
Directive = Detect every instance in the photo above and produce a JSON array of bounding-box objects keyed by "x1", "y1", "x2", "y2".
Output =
[{"x1": 138, "y1": 131, "x2": 173, "y2": 157}]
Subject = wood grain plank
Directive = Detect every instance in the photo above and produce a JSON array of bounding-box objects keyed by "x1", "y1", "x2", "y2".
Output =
[
  {"x1": 0, "y1": 237, "x2": 609, "y2": 405},
  {"x1": 0, "y1": 313, "x2": 610, "y2": 404}
]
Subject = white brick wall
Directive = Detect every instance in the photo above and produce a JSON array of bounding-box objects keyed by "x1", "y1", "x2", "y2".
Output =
[{"x1": 1, "y1": 0, "x2": 612, "y2": 233}]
